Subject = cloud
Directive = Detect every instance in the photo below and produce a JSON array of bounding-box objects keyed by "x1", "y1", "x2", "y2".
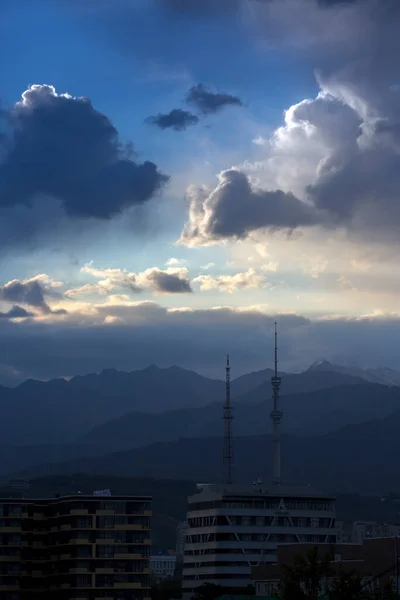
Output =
[
  {"x1": 180, "y1": 169, "x2": 319, "y2": 246},
  {"x1": 0, "y1": 306, "x2": 34, "y2": 319},
  {"x1": 66, "y1": 264, "x2": 193, "y2": 296},
  {"x1": 138, "y1": 267, "x2": 193, "y2": 294},
  {"x1": 146, "y1": 109, "x2": 199, "y2": 131},
  {"x1": 0, "y1": 275, "x2": 65, "y2": 314},
  {"x1": 186, "y1": 84, "x2": 243, "y2": 115},
  {"x1": 180, "y1": 0, "x2": 400, "y2": 246},
  {"x1": 165, "y1": 258, "x2": 187, "y2": 267},
  {"x1": 3, "y1": 299, "x2": 400, "y2": 383},
  {"x1": 193, "y1": 268, "x2": 266, "y2": 293},
  {"x1": 0, "y1": 85, "x2": 168, "y2": 248}
]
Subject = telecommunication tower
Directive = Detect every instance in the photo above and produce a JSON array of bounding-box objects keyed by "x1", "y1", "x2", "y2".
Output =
[
  {"x1": 270, "y1": 322, "x2": 283, "y2": 485},
  {"x1": 222, "y1": 355, "x2": 233, "y2": 485}
]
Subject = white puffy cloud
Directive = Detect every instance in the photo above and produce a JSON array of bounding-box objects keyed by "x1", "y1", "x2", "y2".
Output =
[
  {"x1": 193, "y1": 268, "x2": 267, "y2": 293},
  {"x1": 66, "y1": 264, "x2": 193, "y2": 297}
]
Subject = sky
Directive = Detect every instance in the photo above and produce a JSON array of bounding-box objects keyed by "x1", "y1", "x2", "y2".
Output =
[{"x1": 0, "y1": 0, "x2": 400, "y2": 384}]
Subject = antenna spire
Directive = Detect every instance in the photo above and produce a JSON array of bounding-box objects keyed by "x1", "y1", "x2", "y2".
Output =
[
  {"x1": 270, "y1": 322, "x2": 283, "y2": 485},
  {"x1": 223, "y1": 354, "x2": 234, "y2": 485}
]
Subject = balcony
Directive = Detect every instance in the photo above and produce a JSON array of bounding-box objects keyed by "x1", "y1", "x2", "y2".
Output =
[
  {"x1": 95, "y1": 568, "x2": 114, "y2": 574},
  {"x1": 70, "y1": 509, "x2": 89, "y2": 516},
  {"x1": 96, "y1": 510, "x2": 114, "y2": 516},
  {"x1": 114, "y1": 524, "x2": 144, "y2": 531},
  {"x1": 114, "y1": 582, "x2": 142, "y2": 589},
  {"x1": 69, "y1": 568, "x2": 89, "y2": 574},
  {"x1": 70, "y1": 539, "x2": 90, "y2": 544}
]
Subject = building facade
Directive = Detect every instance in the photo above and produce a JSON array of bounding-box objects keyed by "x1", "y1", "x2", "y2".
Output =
[
  {"x1": 0, "y1": 494, "x2": 151, "y2": 600},
  {"x1": 182, "y1": 484, "x2": 336, "y2": 597},
  {"x1": 176, "y1": 521, "x2": 188, "y2": 556},
  {"x1": 150, "y1": 554, "x2": 177, "y2": 580}
]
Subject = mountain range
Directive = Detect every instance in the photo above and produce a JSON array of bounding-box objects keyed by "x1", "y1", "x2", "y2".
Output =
[
  {"x1": 15, "y1": 409, "x2": 400, "y2": 495},
  {"x1": 0, "y1": 361, "x2": 371, "y2": 446},
  {"x1": 2, "y1": 359, "x2": 400, "y2": 492}
]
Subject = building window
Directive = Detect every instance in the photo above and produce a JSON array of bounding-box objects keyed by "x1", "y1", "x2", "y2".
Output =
[
  {"x1": 76, "y1": 575, "x2": 92, "y2": 587},
  {"x1": 8, "y1": 506, "x2": 21, "y2": 517},
  {"x1": 98, "y1": 546, "x2": 115, "y2": 558}
]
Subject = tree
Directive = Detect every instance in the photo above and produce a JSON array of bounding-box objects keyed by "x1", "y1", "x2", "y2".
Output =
[
  {"x1": 192, "y1": 584, "x2": 225, "y2": 600},
  {"x1": 277, "y1": 546, "x2": 331, "y2": 600},
  {"x1": 327, "y1": 568, "x2": 364, "y2": 600},
  {"x1": 276, "y1": 547, "x2": 399, "y2": 600}
]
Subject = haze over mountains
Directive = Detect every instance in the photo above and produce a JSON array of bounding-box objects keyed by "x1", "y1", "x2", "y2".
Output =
[{"x1": 2, "y1": 360, "x2": 400, "y2": 494}]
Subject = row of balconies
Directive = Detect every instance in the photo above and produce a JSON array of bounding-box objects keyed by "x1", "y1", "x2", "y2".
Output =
[
  {"x1": 21, "y1": 568, "x2": 151, "y2": 576},
  {"x1": 45, "y1": 509, "x2": 152, "y2": 518},
  {"x1": 51, "y1": 554, "x2": 148, "y2": 561}
]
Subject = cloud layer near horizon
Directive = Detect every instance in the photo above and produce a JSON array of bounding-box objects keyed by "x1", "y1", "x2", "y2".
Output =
[{"x1": 0, "y1": 300, "x2": 399, "y2": 385}]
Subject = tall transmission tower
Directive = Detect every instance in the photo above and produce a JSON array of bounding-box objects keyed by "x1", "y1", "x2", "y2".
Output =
[
  {"x1": 223, "y1": 354, "x2": 234, "y2": 485},
  {"x1": 270, "y1": 322, "x2": 283, "y2": 485}
]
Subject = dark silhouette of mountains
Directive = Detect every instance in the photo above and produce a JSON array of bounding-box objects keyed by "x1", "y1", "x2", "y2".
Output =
[
  {"x1": 81, "y1": 382, "x2": 400, "y2": 449},
  {"x1": 0, "y1": 365, "x2": 226, "y2": 445},
  {"x1": 0, "y1": 363, "x2": 368, "y2": 446},
  {"x1": 306, "y1": 360, "x2": 400, "y2": 386},
  {"x1": 15, "y1": 409, "x2": 400, "y2": 495},
  {"x1": 2, "y1": 361, "x2": 400, "y2": 484}
]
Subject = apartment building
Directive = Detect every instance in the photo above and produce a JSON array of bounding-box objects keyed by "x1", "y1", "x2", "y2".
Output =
[
  {"x1": 0, "y1": 493, "x2": 152, "y2": 600},
  {"x1": 182, "y1": 483, "x2": 336, "y2": 598}
]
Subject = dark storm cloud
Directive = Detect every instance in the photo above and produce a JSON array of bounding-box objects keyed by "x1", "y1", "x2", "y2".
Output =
[
  {"x1": 0, "y1": 276, "x2": 67, "y2": 315},
  {"x1": 1, "y1": 302, "x2": 400, "y2": 385},
  {"x1": 181, "y1": 169, "x2": 320, "y2": 244},
  {"x1": 0, "y1": 85, "x2": 168, "y2": 228},
  {"x1": 186, "y1": 84, "x2": 243, "y2": 115},
  {"x1": 0, "y1": 279, "x2": 52, "y2": 313},
  {"x1": 145, "y1": 269, "x2": 193, "y2": 293},
  {"x1": 0, "y1": 303, "x2": 309, "y2": 383},
  {"x1": 0, "y1": 306, "x2": 34, "y2": 319},
  {"x1": 146, "y1": 109, "x2": 199, "y2": 131}
]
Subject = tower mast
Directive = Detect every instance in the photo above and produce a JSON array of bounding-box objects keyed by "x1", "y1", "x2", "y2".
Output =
[
  {"x1": 270, "y1": 323, "x2": 283, "y2": 485},
  {"x1": 223, "y1": 355, "x2": 234, "y2": 485}
]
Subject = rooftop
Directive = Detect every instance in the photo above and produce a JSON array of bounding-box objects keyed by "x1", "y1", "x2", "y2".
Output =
[{"x1": 188, "y1": 483, "x2": 334, "y2": 503}]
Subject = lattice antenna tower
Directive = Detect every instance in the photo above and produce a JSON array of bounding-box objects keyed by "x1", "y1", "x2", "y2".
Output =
[
  {"x1": 223, "y1": 354, "x2": 234, "y2": 485},
  {"x1": 270, "y1": 322, "x2": 283, "y2": 485}
]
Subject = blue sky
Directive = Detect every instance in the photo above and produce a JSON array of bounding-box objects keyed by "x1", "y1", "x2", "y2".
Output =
[{"x1": 0, "y1": 0, "x2": 399, "y2": 383}]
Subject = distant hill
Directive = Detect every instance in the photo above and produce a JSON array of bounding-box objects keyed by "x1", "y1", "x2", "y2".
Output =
[
  {"x1": 14, "y1": 408, "x2": 400, "y2": 495},
  {"x1": 306, "y1": 360, "x2": 400, "y2": 387},
  {"x1": 0, "y1": 362, "x2": 375, "y2": 447},
  {"x1": 0, "y1": 365, "x2": 226, "y2": 445},
  {"x1": 81, "y1": 382, "x2": 400, "y2": 449}
]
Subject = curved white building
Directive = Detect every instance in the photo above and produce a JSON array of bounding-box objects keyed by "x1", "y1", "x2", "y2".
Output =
[{"x1": 182, "y1": 483, "x2": 336, "y2": 597}]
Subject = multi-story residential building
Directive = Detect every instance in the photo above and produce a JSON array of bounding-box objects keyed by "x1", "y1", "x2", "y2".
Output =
[
  {"x1": 182, "y1": 483, "x2": 336, "y2": 598},
  {"x1": 150, "y1": 553, "x2": 177, "y2": 580},
  {"x1": 0, "y1": 493, "x2": 152, "y2": 600}
]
